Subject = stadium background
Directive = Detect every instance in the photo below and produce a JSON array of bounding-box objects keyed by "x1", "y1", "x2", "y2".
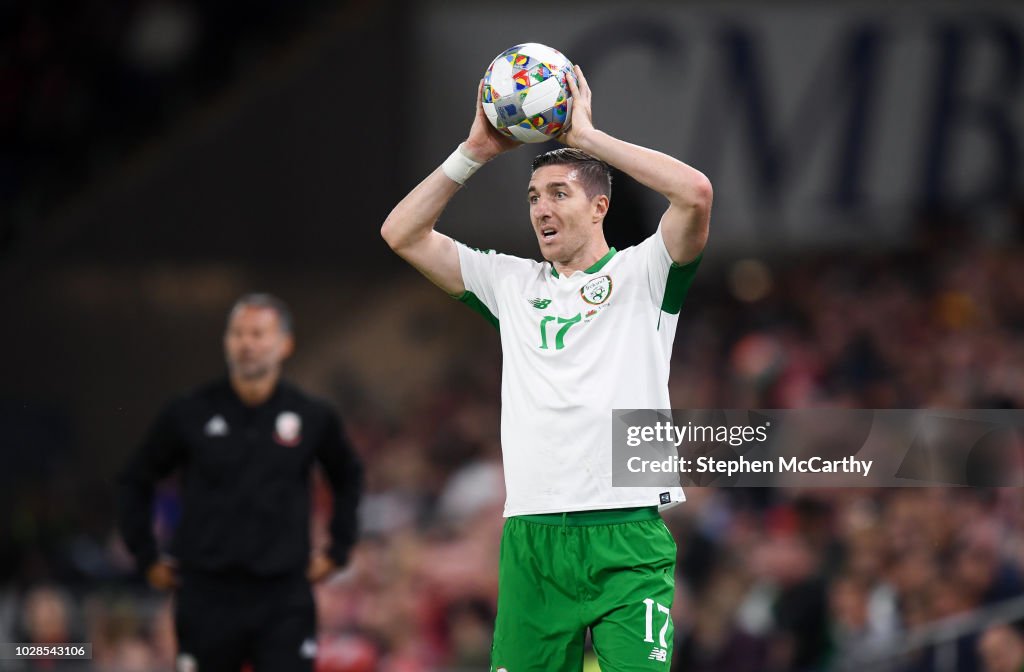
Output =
[{"x1": 2, "y1": 0, "x2": 1023, "y2": 669}]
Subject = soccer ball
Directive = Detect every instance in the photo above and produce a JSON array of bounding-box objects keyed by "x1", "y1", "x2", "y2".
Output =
[{"x1": 482, "y1": 43, "x2": 574, "y2": 143}]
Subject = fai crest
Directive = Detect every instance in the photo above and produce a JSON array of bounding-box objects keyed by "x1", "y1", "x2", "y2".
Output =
[{"x1": 580, "y1": 275, "x2": 613, "y2": 305}]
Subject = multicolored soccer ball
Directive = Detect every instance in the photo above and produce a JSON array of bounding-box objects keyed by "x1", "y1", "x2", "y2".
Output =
[{"x1": 482, "y1": 43, "x2": 574, "y2": 143}]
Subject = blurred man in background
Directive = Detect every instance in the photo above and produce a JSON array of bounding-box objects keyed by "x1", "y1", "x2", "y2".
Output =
[{"x1": 116, "y1": 293, "x2": 363, "y2": 672}]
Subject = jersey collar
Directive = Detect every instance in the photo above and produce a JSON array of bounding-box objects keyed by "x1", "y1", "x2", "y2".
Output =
[{"x1": 550, "y1": 247, "x2": 617, "y2": 278}]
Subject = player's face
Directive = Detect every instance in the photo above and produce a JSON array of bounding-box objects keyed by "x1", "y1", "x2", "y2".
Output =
[
  {"x1": 224, "y1": 306, "x2": 293, "y2": 381},
  {"x1": 528, "y1": 165, "x2": 605, "y2": 264}
]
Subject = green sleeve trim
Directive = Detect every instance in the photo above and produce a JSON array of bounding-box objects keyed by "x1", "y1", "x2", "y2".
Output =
[
  {"x1": 456, "y1": 290, "x2": 499, "y2": 331},
  {"x1": 660, "y1": 252, "x2": 703, "y2": 315}
]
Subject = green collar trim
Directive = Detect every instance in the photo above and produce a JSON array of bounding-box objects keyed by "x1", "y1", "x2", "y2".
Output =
[{"x1": 551, "y1": 247, "x2": 617, "y2": 278}]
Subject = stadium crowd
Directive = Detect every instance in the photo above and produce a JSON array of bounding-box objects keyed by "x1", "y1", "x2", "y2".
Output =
[{"x1": 4, "y1": 218, "x2": 1024, "y2": 671}]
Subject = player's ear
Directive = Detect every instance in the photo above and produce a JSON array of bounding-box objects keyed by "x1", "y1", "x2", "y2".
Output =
[
  {"x1": 592, "y1": 193, "x2": 609, "y2": 220},
  {"x1": 281, "y1": 334, "x2": 295, "y2": 360}
]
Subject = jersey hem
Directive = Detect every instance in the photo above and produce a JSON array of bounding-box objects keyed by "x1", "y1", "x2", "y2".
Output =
[{"x1": 503, "y1": 497, "x2": 684, "y2": 518}]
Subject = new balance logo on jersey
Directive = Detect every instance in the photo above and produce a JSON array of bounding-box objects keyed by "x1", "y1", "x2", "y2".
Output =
[
  {"x1": 528, "y1": 298, "x2": 552, "y2": 309},
  {"x1": 648, "y1": 647, "x2": 668, "y2": 662}
]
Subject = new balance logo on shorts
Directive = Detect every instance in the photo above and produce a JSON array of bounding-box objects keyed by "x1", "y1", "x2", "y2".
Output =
[{"x1": 648, "y1": 647, "x2": 668, "y2": 662}]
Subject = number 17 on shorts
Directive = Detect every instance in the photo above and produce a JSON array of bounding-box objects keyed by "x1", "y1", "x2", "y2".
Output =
[{"x1": 643, "y1": 598, "x2": 671, "y2": 662}]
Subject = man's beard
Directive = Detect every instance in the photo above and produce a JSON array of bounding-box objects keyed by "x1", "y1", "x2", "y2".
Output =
[{"x1": 231, "y1": 361, "x2": 271, "y2": 380}]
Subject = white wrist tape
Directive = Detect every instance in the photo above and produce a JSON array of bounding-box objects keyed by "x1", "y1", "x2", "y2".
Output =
[{"x1": 441, "y1": 143, "x2": 483, "y2": 185}]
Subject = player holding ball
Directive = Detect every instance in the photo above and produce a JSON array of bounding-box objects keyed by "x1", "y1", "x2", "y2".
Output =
[{"x1": 381, "y1": 43, "x2": 712, "y2": 671}]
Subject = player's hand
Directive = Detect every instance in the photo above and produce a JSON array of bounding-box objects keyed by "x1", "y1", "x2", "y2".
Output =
[
  {"x1": 562, "y1": 65, "x2": 595, "y2": 148},
  {"x1": 307, "y1": 552, "x2": 338, "y2": 583},
  {"x1": 146, "y1": 559, "x2": 180, "y2": 591},
  {"x1": 464, "y1": 78, "x2": 521, "y2": 163}
]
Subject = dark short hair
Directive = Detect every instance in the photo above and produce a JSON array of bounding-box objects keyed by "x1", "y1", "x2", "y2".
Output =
[
  {"x1": 531, "y1": 148, "x2": 612, "y2": 200},
  {"x1": 228, "y1": 293, "x2": 293, "y2": 334}
]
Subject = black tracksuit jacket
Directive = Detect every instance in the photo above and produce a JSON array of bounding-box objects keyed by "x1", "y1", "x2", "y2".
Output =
[{"x1": 117, "y1": 379, "x2": 363, "y2": 577}]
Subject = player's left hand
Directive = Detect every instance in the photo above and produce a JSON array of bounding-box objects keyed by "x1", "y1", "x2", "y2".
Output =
[
  {"x1": 307, "y1": 552, "x2": 338, "y2": 583},
  {"x1": 562, "y1": 65, "x2": 595, "y2": 147}
]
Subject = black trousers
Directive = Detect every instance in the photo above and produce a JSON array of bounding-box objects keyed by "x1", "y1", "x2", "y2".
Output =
[{"x1": 173, "y1": 571, "x2": 316, "y2": 672}]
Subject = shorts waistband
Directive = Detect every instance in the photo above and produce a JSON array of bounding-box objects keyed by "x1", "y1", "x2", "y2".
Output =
[{"x1": 513, "y1": 506, "x2": 659, "y2": 526}]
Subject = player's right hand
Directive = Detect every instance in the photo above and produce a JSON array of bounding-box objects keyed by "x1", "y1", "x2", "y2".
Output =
[
  {"x1": 146, "y1": 559, "x2": 180, "y2": 591},
  {"x1": 464, "y1": 78, "x2": 521, "y2": 163}
]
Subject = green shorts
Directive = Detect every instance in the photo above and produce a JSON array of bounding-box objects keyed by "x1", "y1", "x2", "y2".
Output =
[{"x1": 491, "y1": 507, "x2": 677, "y2": 672}]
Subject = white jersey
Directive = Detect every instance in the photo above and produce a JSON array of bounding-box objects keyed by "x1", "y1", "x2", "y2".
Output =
[{"x1": 456, "y1": 229, "x2": 701, "y2": 517}]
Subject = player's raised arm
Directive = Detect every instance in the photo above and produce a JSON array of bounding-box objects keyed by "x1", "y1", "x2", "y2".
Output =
[
  {"x1": 562, "y1": 65, "x2": 712, "y2": 265},
  {"x1": 381, "y1": 81, "x2": 520, "y2": 295}
]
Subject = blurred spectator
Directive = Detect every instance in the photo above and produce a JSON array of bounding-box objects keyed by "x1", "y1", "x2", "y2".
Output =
[
  {"x1": 978, "y1": 624, "x2": 1024, "y2": 672},
  {"x1": 20, "y1": 585, "x2": 73, "y2": 645},
  {"x1": 828, "y1": 573, "x2": 895, "y2": 658}
]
